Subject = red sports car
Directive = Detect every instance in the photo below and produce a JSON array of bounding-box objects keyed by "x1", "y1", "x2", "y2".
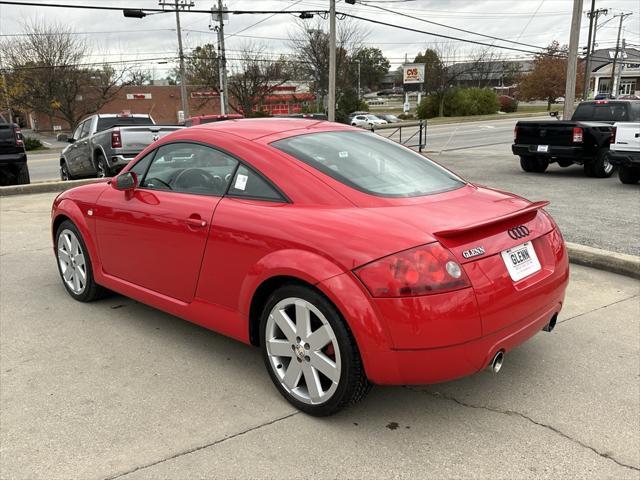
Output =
[{"x1": 51, "y1": 119, "x2": 569, "y2": 416}]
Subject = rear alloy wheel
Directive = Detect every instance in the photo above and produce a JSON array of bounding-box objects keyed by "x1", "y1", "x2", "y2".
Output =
[
  {"x1": 588, "y1": 149, "x2": 615, "y2": 178},
  {"x1": 55, "y1": 220, "x2": 108, "y2": 302},
  {"x1": 618, "y1": 166, "x2": 640, "y2": 184},
  {"x1": 60, "y1": 160, "x2": 74, "y2": 181},
  {"x1": 520, "y1": 156, "x2": 548, "y2": 173},
  {"x1": 96, "y1": 155, "x2": 112, "y2": 178},
  {"x1": 260, "y1": 285, "x2": 370, "y2": 416}
]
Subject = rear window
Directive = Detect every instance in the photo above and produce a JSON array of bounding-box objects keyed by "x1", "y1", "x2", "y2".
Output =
[
  {"x1": 572, "y1": 103, "x2": 630, "y2": 122},
  {"x1": 0, "y1": 124, "x2": 15, "y2": 140},
  {"x1": 272, "y1": 131, "x2": 464, "y2": 198},
  {"x1": 96, "y1": 116, "x2": 154, "y2": 132}
]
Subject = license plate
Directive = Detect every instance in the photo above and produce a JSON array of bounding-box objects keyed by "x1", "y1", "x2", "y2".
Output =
[
  {"x1": 537, "y1": 145, "x2": 549, "y2": 153},
  {"x1": 501, "y1": 242, "x2": 541, "y2": 282}
]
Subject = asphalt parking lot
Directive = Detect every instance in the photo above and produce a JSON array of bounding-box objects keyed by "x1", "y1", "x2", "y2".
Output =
[
  {"x1": 430, "y1": 144, "x2": 640, "y2": 256},
  {"x1": 1, "y1": 192, "x2": 639, "y2": 479}
]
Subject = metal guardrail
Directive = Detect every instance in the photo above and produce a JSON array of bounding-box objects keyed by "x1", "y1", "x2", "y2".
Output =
[{"x1": 369, "y1": 120, "x2": 426, "y2": 152}]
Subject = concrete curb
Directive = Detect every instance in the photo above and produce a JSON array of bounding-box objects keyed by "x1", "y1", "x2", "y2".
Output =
[
  {"x1": 567, "y1": 242, "x2": 640, "y2": 280},
  {"x1": 1, "y1": 181, "x2": 639, "y2": 280},
  {"x1": 0, "y1": 179, "x2": 101, "y2": 197}
]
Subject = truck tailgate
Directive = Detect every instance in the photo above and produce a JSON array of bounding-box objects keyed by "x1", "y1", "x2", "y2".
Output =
[
  {"x1": 118, "y1": 126, "x2": 183, "y2": 154},
  {"x1": 516, "y1": 121, "x2": 576, "y2": 146}
]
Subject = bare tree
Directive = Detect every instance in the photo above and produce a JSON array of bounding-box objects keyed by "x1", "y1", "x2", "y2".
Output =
[
  {"x1": 1, "y1": 21, "x2": 129, "y2": 130},
  {"x1": 289, "y1": 18, "x2": 367, "y2": 109},
  {"x1": 227, "y1": 44, "x2": 292, "y2": 116},
  {"x1": 129, "y1": 69, "x2": 152, "y2": 86}
]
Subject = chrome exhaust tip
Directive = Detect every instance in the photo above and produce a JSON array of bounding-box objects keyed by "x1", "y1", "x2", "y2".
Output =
[
  {"x1": 490, "y1": 350, "x2": 505, "y2": 374},
  {"x1": 543, "y1": 313, "x2": 558, "y2": 332}
]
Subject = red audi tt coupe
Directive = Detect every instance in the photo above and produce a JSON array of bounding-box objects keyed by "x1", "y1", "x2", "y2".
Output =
[{"x1": 51, "y1": 119, "x2": 569, "y2": 416}]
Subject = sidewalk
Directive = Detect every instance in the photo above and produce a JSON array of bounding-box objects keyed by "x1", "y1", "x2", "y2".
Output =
[{"x1": 1, "y1": 191, "x2": 639, "y2": 479}]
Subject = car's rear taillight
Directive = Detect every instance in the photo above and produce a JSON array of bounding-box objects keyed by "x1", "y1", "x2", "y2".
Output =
[
  {"x1": 111, "y1": 129, "x2": 122, "y2": 148},
  {"x1": 610, "y1": 126, "x2": 617, "y2": 144},
  {"x1": 354, "y1": 243, "x2": 470, "y2": 298},
  {"x1": 572, "y1": 127, "x2": 583, "y2": 143},
  {"x1": 514, "y1": 125, "x2": 519, "y2": 143},
  {"x1": 14, "y1": 127, "x2": 24, "y2": 147}
]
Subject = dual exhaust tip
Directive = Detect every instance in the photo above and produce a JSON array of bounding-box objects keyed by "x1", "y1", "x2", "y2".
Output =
[{"x1": 489, "y1": 313, "x2": 559, "y2": 374}]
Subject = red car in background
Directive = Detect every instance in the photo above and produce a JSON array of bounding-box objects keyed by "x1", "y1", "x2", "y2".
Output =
[
  {"x1": 183, "y1": 114, "x2": 243, "y2": 127},
  {"x1": 51, "y1": 119, "x2": 569, "y2": 416}
]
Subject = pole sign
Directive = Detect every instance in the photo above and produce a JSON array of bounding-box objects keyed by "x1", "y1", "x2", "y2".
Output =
[{"x1": 403, "y1": 63, "x2": 425, "y2": 84}]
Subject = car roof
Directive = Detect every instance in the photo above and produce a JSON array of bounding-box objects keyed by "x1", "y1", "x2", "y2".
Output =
[{"x1": 188, "y1": 117, "x2": 349, "y2": 141}]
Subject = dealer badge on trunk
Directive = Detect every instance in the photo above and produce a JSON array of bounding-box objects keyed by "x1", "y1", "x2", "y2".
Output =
[{"x1": 462, "y1": 246, "x2": 485, "y2": 259}]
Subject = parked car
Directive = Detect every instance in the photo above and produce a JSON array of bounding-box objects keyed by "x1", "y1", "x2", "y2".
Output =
[
  {"x1": 609, "y1": 122, "x2": 640, "y2": 184},
  {"x1": 273, "y1": 113, "x2": 328, "y2": 121},
  {"x1": 347, "y1": 111, "x2": 369, "y2": 124},
  {"x1": 350, "y1": 114, "x2": 388, "y2": 128},
  {"x1": 378, "y1": 114, "x2": 401, "y2": 123},
  {"x1": 0, "y1": 120, "x2": 29, "y2": 186},
  {"x1": 184, "y1": 114, "x2": 243, "y2": 127},
  {"x1": 52, "y1": 119, "x2": 569, "y2": 416},
  {"x1": 594, "y1": 93, "x2": 612, "y2": 100},
  {"x1": 60, "y1": 113, "x2": 183, "y2": 180},
  {"x1": 512, "y1": 100, "x2": 640, "y2": 177}
]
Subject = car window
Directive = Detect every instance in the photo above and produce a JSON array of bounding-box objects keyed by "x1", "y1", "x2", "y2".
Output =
[
  {"x1": 80, "y1": 120, "x2": 93, "y2": 138},
  {"x1": 141, "y1": 143, "x2": 238, "y2": 196},
  {"x1": 72, "y1": 121, "x2": 85, "y2": 140},
  {"x1": 571, "y1": 104, "x2": 594, "y2": 121},
  {"x1": 96, "y1": 116, "x2": 154, "y2": 132},
  {"x1": 128, "y1": 150, "x2": 155, "y2": 180},
  {"x1": 592, "y1": 104, "x2": 628, "y2": 122},
  {"x1": 272, "y1": 130, "x2": 465, "y2": 198},
  {"x1": 227, "y1": 164, "x2": 284, "y2": 201},
  {"x1": 356, "y1": 116, "x2": 365, "y2": 120}
]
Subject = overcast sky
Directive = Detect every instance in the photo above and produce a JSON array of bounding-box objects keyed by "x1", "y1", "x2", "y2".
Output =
[{"x1": 1, "y1": 0, "x2": 639, "y2": 80}]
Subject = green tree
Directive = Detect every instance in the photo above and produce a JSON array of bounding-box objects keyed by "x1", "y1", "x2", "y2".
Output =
[{"x1": 351, "y1": 47, "x2": 390, "y2": 90}]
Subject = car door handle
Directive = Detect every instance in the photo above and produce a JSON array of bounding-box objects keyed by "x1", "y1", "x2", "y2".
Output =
[{"x1": 185, "y1": 217, "x2": 207, "y2": 228}]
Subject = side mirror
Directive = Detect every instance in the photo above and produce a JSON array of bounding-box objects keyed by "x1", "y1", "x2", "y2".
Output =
[
  {"x1": 112, "y1": 172, "x2": 137, "y2": 191},
  {"x1": 68, "y1": 137, "x2": 76, "y2": 143}
]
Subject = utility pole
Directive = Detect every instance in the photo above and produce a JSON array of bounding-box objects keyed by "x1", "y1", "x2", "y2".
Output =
[
  {"x1": 563, "y1": 0, "x2": 583, "y2": 120},
  {"x1": 583, "y1": 7, "x2": 608, "y2": 99},
  {"x1": 159, "y1": 0, "x2": 193, "y2": 120},
  {"x1": 356, "y1": 59, "x2": 361, "y2": 100},
  {"x1": 615, "y1": 38, "x2": 626, "y2": 97},
  {"x1": 610, "y1": 13, "x2": 632, "y2": 98},
  {"x1": 328, "y1": 0, "x2": 336, "y2": 122},
  {"x1": 216, "y1": 0, "x2": 228, "y2": 115}
]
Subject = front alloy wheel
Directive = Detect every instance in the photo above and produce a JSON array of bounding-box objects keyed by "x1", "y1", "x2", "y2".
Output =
[{"x1": 260, "y1": 285, "x2": 370, "y2": 416}]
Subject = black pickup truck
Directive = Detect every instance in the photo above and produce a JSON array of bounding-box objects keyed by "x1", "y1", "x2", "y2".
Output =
[
  {"x1": 512, "y1": 100, "x2": 640, "y2": 178},
  {"x1": 0, "y1": 120, "x2": 30, "y2": 186}
]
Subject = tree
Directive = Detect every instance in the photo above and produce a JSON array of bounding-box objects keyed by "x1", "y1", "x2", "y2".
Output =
[
  {"x1": 290, "y1": 18, "x2": 366, "y2": 110},
  {"x1": 184, "y1": 43, "x2": 219, "y2": 88},
  {"x1": 1, "y1": 21, "x2": 128, "y2": 130},
  {"x1": 414, "y1": 49, "x2": 444, "y2": 94},
  {"x1": 227, "y1": 45, "x2": 291, "y2": 117},
  {"x1": 351, "y1": 47, "x2": 390, "y2": 90},
  {"x1": 129, "y1": 69, "x2": 152, "y2": 86},
  {"x1": 518, "y1": 41, "x2": 584, "y2": 110}
]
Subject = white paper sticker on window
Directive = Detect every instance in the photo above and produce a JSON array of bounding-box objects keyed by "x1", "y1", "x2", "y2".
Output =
[
  {"x1": 234, "y1": 174, "x2": 248, "y2": 191},
  {"x1": 339, "y1": 151, "x2": 349, "y2": 158}
]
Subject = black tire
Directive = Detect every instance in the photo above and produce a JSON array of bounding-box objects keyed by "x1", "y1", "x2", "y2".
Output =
[
  {"x1": 588, "y1": 149, "x2": 615, "y2": 178},
  {"x1": 618, "y1": 166, "x2": 640, "y2": 184},
  {"x1": 15, "y1": 163, "x2": 30, "y2": 185},
  {"x1": 60, "y1": 160, "x2": 74, "y2": 181},
  {"x1": 259, "y1": 284, "x2": 371, "y2": 416},
  {"x1": 520, "y1": 155, "x2": 548, "y2": 173},
  {"x1": 96, "y1": 154, "x2": 112, "y2": 178},
  {"x1": 55, "y1": 220, "x2": 109, "y2": 302}
]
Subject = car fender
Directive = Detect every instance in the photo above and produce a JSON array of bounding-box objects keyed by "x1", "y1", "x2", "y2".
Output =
[
  {"x1": 52, "y1": 198, "x2": 102, "y2": 275},
  {"x1": 237, "y1": 248, "x2": 345, "y2": 316}
]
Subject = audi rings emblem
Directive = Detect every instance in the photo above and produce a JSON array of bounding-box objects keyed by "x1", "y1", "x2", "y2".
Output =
[{"x1": 508, "y1": 226, "x2": 530, "y2": 240}]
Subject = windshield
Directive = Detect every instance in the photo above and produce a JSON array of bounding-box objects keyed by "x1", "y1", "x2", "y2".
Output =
[
  {"x1": 366, "y1": 115, "x2": 381, "y2": 121},
  {"x1": 96, "y1": 116, "x2": 154, "y2": 132},
  {"x1": 572, "y1": 103, "x2": 631, "y2": 122},
  {"x1": 271, "y1": 131, "x2": 465, "y2": 198}
]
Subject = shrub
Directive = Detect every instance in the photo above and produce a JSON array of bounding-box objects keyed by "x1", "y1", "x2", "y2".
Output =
[
  {"x1": 398, "y1": 113, "x2": 416, "y2": 120},
  {"x1": 417, "y1": 94, "x2": 440, "y2": 119},
  {"x1": 24, "y1": 137, "x2": 43, "y2": 151},
  {"x1": 336, "y1": 89, "x2": 368, "y2": 124},
  {"x1": 418, "y1": 88, "x2": 500, "y2": 118},
  {"x1": 499, "y1": 95, "x2": 518, "y2": 113}
]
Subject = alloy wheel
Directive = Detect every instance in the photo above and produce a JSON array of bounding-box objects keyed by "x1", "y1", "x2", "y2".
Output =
[
  {"x1": 57, "y1": 229, "x2": 87, "y2": 294},
  {"x1": 265, "y1": 297, "x2": 341, "y2": 405}
]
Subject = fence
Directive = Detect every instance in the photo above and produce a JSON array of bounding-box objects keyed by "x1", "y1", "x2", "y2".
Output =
[{"x1": 369, "y1": 120, "x2": 427, "y2": 152}]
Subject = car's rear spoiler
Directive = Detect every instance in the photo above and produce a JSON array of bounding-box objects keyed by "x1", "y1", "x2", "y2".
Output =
[{"x1": 434, "y1": 201, "x2": 550, "y2": 238}]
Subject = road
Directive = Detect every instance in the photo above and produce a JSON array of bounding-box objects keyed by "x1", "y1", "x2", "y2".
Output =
[
  {"x1": 1, "y1": 191, "x2": 639, "y2": 479},
  {"x1": 25, "y1": 116, "x2": 542, "y2": 183}
]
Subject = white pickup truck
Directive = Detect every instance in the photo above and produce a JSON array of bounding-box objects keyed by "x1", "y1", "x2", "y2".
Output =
[
  {"x1": 60, "y1": 113, "x2": 183, "y2": 180},
  {"x1": 609, "y1": 122, "x2": 640, "y2": 184}
]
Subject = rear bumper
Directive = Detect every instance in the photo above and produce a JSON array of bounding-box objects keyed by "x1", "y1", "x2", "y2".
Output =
[
  {"x1": 108, "y1": 154, "x2": 136, "y2": 173},
  {"x1": 0, "y1": 152, "x2": 27, "y2": 165},
  {"x1": 608, "y1": 150, "x2": 640, "y2": 168},
  {"x1": 512, "y1": 144, "x2": 584, "y2": 160},
  {"x1": 369, "y1": 302, "x2": 561, "y2": 385}
]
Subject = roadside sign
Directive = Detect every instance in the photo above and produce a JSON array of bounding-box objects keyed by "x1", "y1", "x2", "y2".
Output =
[
  {"x1": 403, "y1": 102, "x2": 410, "y2": 113},
  {"x1": 177, "y1": 110, "x2": 185, "y2": 123},
  {"x1": 53, "y1": 125, "x2": 62, "y2": 131},
  {"x1": 403, "y1": 63, "x2": 425, "y2": 84}
]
